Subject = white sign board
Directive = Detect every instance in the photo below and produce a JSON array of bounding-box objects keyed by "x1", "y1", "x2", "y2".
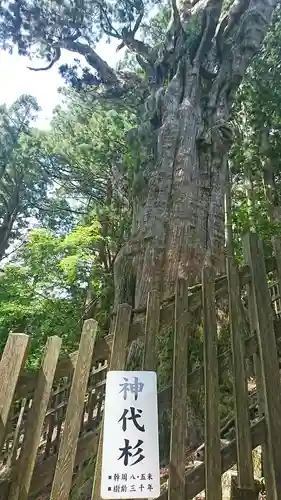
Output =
[{"x1": 101, "y1": 371, "x2": 160, "y2": 499}]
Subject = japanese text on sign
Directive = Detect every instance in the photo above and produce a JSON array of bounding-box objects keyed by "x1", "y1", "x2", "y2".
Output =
[{"x1": 101, "y1": 371, "x2": 160, "y2": 499}]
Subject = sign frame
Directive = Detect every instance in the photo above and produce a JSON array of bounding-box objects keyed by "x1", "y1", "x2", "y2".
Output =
[{"x1": 100, "y1": 370, "x2": 160, "y2": 499}]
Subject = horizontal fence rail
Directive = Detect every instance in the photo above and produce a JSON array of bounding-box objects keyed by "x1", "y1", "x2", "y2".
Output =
[{"x1": 0, "y1": 233, "x2": 280, "y2": 500}]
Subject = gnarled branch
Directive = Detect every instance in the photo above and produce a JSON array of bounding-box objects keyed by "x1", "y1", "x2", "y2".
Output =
[
  {"x1": 27, "y1": 47, "x2": 61, "y2": 71},
  {"x1": 192, "y1": 0, "x2": 223, "y2": 65},
  {"x1": 132, "y1": 0, "x2": 145, "y2": 35},
  {"x1": 215, "y1": 0, "x2": 250, "y2": 59},
  {"x1": 230, "y1": 0, "x2": 278, "y2": 86},
  {"x1": 62, "y1": 40, "x2": 119, "y2": 84},
  {"x1": 208, "y1": 0, "x2": 278, "y2": 119},
  {"x1": 99, "y1": 3, "x2": 121, "y2": 39},
  {"x1": 118, "y1": 32, "x2": 156, "y2": 64},
  {"x1": 116, "y1": 1, "x2": 156, "y2": 64}
]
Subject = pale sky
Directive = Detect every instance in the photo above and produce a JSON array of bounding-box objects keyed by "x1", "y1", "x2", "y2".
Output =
[{"x1": 0, "y1": 38, "x2": 121, "y2": 128}]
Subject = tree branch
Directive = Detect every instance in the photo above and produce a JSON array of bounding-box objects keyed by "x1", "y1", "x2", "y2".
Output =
[
  {"x1": 27, "y1": 47, "x2": 61, "y2": 71},
  {"x1": 191, "y1": 0, "x2": 215, "y2": 16},
  {"x1": 208, "y1": 0, "x2": 279, "y2": 116},
  {"x1": 0, "y1": 192, "x2": 9, "y2": 212},
  {"x1": 0, "y1": 204, "x2": 20, "y2": 262},
  {"x1": 114, "y1": 0, "x2": 157, "y2": 64},
  {"x1": 131, "y1": 0, "x2": 145, "y2": 35},
  {"x1": 28, "y1": 200, "x2": 87, "y2": 216},
  {"x1": 192, "y1": 0, "x2": 223, "y2": 65},
  {"x1": 1, "y1": 237, "x2": 27, "y2": 260},
  {"x1": 99, "y1": 3, "x2": 122, "y2": 39},
  {"x1": 215, "y1": 0, "x2": 250, "y2": 58},
  {"x1": 166, "y1": 0, "x2": 182, "y2": 40},
  {"x1": 61, "y1": 41, "x2": 119, "y2": 85},
  {"x1": 118, "y1": 33, "x2": 155, "y2": 64},
  {"x1": 135, "y1": 54, "x2": 151, "y2": 71},
  {"x1": 230, "y1": 0, "x2": 278, "y2": 87}
]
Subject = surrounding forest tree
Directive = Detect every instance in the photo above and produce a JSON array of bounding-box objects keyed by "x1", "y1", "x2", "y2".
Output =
[
  {"x1": 230, "y1": 6, "x2": 281, "y2": 257},
  {"x1": 0, "y1": 89, "x2": 138, "y2": 359},
  {"x1": 0, "y1": 94, "x2": 46, "y2": 260}
]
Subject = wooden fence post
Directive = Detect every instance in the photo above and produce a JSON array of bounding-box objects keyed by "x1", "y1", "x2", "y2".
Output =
[
  {"x1": 226, "y1": 256, "x2": 256, "y2": 499},
  {"x1": 202, "y1": 267, "x2": 222, "y2": 500},
  {"x1": 9, "y1": 335, "x2": 62, "y2": 500},
  {"x1": 91, "y1": 303, "x2": 132, "y2": 500},
  {"x1": 168, "y1": 279, "x2": 189, "y2": 500},
  {"x1": 0, "y1": 333, "x2": 30, "y2": 450},
  {"x1": 244, "y1": 238, "x2": 274, "y2": 500},
  {"x1": 7, "y1": 397, "x2": 27, "y2": 468},
  {"x1": 50, "y1": 319, "x2": 97, "y2": 500},
  {"x1": 243, "y1": 232, "x2": 281, "y2": 500},
  {"x1": 272, "y1": 236, "x2": 281, "y2": 295},
  {"x1": 142, "y1": 290, "x2": 160, "y2": 371}
]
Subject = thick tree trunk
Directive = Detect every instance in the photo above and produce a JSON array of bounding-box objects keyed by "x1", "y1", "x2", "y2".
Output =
[
  {"x1": 114, "y1": 0, "x2": 278, "y2": 310},
  {"x1": 0, "y1": 207, "x2": 19, "y2": 262},
  {"x1": 113, "y1": 67, "x2": 230, "y2": 308},
  {"x1": 114, "y1": 51, "x2": 230, "y2": 454}
]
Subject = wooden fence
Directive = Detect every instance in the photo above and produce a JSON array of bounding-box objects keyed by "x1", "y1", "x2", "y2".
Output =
[{"x1": 1, "y1": 232, "x2": 281, "y2": 499}]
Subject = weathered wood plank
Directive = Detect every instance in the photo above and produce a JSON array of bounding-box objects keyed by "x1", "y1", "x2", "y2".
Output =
[
  {"x1": 267, "y1": 234, "x2": 281, "y2": 500},
  {"x1": 15, "y1": 336, "x2": 111, "y2": 400},
  {"x1": 159, "y1": 418, "x2": 265, "y2": 500},
  {"x1": 11, "y1": 256, "x2": 277, "y2": 403},
  {"x1": 227, "y1": 256, "x2": 254, "y2": 490},
  {"x1": 168, "y1": 280, "x2": 189, "y2": 500},
  {"x1": 50, "y1": 320, "x2": 97, "y2": 500},
  {"x1": 244, "y1": 241, "x2": 274, "y2": 500},
  {"x1": 128, "y1": 257, "x2": 276, "y2": 343},
  {"x1": 230, "y1": 475, "x2": 258, "y2": 500},
  {"x1": 0, "y1": 430, "x2": 100, "y2": 499},
  {"x1": 0, "y1": 333, "x2": 30, "y2": 449},
  {"x1": 157, "y1": 316, "x2": 281, "y2": 417},
  {"x1": 11, "y1": 307, "x2": 278, "y2": 450},
  {"x1": 243, "y1": 232, "x2": 281, "y2": 500},
  {"x1": 273, "y1": 236, "x2": 281, "y2": 294},
  {"x1": 91, "y1": 303, "x2": 132, "y2": 500},
  {"x1": 8, "y1": 336, "x2": 62, "y2": 500},
  {"x1": 0, "y1": 416, "x2": 266, "y2": 500},
  {"x1": 202, "y1": 267, "x2": 222, "y2": 500},
  {"x1": 7, "y1": 398, "x2": 27, "y2": 468},
  {"x1": 142, "y1": 291, "x2": 160, "y2": 371},
  {"x1": 14, "y1": 307, "x2": 281, "y2": 420}
]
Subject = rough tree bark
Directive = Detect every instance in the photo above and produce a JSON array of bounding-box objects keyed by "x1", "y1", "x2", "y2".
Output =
[
  {"x1": 112, "y1": 0, "x2": 279, "y2": 310},
  {"x1": 0, "y1": 188, "x2": 21, "y2": 261}
]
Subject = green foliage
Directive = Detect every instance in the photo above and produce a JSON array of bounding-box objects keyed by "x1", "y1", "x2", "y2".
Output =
[
  {"x1": 0, "y1": 220, "x2": 102, "y2": 362},
  {"x1": 43, "y1": 91, "x2": 137, "y2": 204},
  {"x1": 230, "y1": 5, "x2": 281, "y2": 260},
  {"x1": 140, "y1": 4, "x2": 170, "y2": 47},
  {"x1": 0, "y1": 262, "x2": 82, "y2": 370},
  {"x1": 0, "y1": 88, "x2": 138, "y2": 365},
  {"x1": 0, "y1": 217, "x2": 108, "y2": 366},
  {"x1": 0, "y1": 95, "x2": 48, "y2": 260}
]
